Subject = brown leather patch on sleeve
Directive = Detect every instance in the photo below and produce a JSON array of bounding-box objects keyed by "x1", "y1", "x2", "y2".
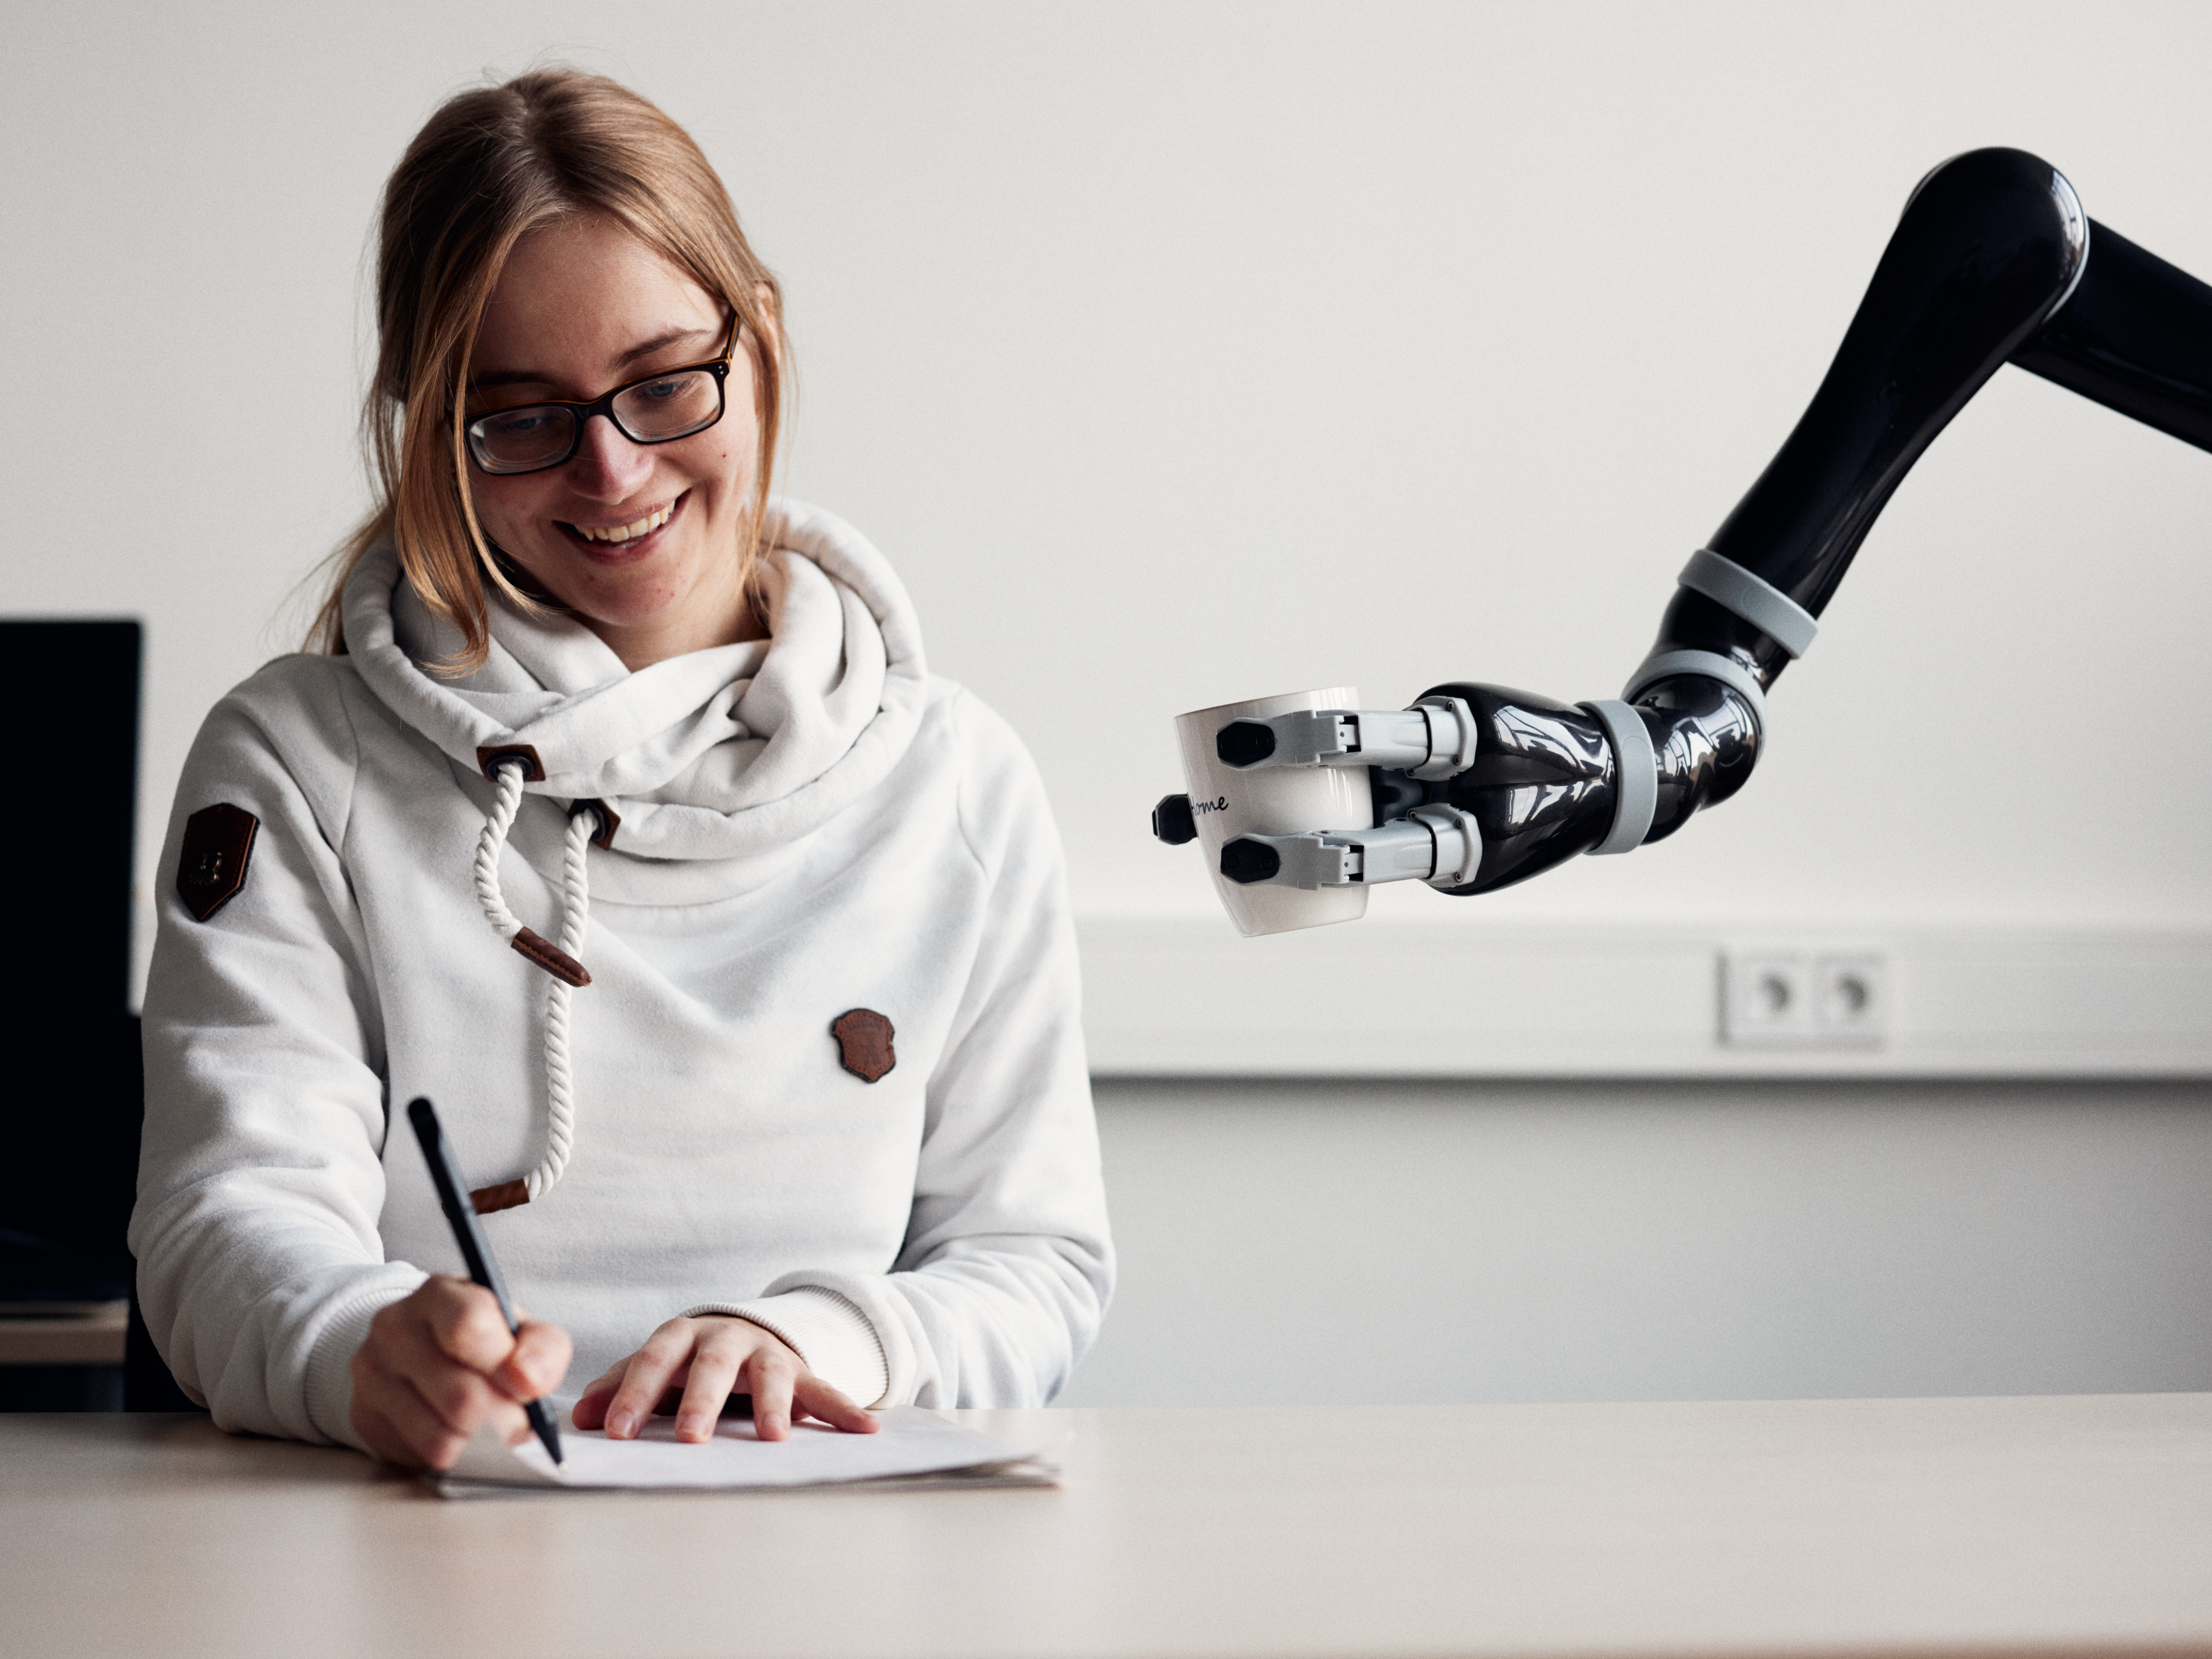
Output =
[
  {"x1": 511, "y1": 927, "x2": 591, "y2": 987},
  {"x1": 177, "y1": 803, "x2": 259, "y2": 921},
  {"x1": 470, "y1": 1179, "x2": 530, "y2": 1215},
  {"x1": 831, "y1": 1008, "x2": 896, "y2": 1082}
]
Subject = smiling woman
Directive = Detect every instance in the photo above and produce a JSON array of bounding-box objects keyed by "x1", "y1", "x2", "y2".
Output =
[
  {"x1": 464, "y1": 218, "x2": 766, "y2": 667},
  {"x1": 132, "y1": 69, "x2": 1112, "y2": 1474},
  {"x1": 308, "y1": 73, "x2": 786, "y2": 675}
]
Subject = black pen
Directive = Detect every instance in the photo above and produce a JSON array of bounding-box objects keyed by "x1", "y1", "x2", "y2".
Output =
[{"x1": 406, "y1": 1097, "x2": 564, "y2": 1465}]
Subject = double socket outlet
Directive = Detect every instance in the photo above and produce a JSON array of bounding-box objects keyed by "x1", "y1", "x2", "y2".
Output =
[{"x1": 1720, "y1": 948, "x2": 1889, "y2": 1049}]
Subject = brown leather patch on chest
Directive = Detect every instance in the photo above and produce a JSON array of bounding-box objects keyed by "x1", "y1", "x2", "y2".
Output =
[
  {"x1": 831, "y1": 1009, "x2": 896, "y2": 1082},
  {"x1": 177, "y1": 803, "x2": 259, "y2": 921}
]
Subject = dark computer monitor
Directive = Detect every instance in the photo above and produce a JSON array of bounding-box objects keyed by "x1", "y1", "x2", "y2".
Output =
[{"x1": 0, "y1": 620, "x2": 145, "y2": 1405}]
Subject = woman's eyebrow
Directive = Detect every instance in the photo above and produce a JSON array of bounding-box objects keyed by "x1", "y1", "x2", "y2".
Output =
[
  {"x1": 612, "y1": 324, "x2": 720, "y2": 371},
  {"x1": 470, "y1": 324, "x2": 721, "y2": 391}
]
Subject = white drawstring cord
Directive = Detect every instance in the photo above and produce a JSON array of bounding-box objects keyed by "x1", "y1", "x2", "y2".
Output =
[
  {"x1": 528, "y1": 806, "x2": 596, "y2": 1202},
  {"x1": 470, "y1": 755, "x2": 596, "y2": 1210},
  {"x1": 472, "y1": 760, "x2": 529, "y2": 941}
]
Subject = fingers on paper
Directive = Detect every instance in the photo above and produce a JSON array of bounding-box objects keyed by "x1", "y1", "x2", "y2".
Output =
[
  {"x1": 674, "y1": 1341, "x2": 745, "y2": 1442},
  {"x1": 567, "y1": 1316, "x2": 879, "y2": 1443},
  {"x1": 794, "y1": 1374, "x2": 880, "y2": 1436},
  {"x1": 741, "y1": 1339, "x2": 801, "y2": 1441},
  {"x1": 567, "y1": 1357, "x2": 628, "y2": 1430},
  {"x1": 599, "y1": 1317, "x2": 709, "y2": 1439}
]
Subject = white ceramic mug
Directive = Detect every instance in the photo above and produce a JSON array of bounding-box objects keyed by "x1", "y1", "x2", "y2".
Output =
[{"x1": 1174, "y1": 686, "x2": 1374, "y2": 937}]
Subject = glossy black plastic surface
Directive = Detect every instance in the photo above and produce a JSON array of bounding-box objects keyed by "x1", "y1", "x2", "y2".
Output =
[
  {"x1": 1220, "y1": 838, "x2": 1280, "y2": 885},
  {"x1": 1413, "y1": 682, "x2": 1614, "y2": 893},
  {"x1": 1636, "y1": 676, "x2": 1761, "y2": 841},
  {"x1": 1593, "y1": 149, "x2": 2092, "y2": 872},
  {"x1": 1656, "y1": 148, "x2": 2087, "y2": 690},
  {"x1": 1399, "y1": 673, "x2": 1768, "y2": 894},
  {"x1": 1217, "y1": 722, "x2": 1277, "y2": 767},
  {"x1": 1152, "y1": 794, "x2": 1198, "y2": 845},
  {"x1": 1369, "y1": 767, "x2": 1427, "y2": 823},
  {"x1": 2013, "y1": 219, "x2": 2212, "y2": 454}
]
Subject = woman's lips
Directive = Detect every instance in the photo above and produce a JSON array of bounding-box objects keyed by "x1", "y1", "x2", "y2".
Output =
[{"x1": 557, "y1": 492, "x2": 686, "y2": 562}]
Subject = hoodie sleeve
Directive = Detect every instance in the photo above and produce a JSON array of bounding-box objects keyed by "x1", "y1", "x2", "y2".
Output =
[
  {"x1": 131, "y1": 659, "x2": 424, "y2": 1448},
  {"x1": 722, "y1": 688, "x2": 1114, "y2": 1407}
]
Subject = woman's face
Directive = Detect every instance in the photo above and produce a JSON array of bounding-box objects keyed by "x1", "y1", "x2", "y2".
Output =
[{"x1": 466, "y1": 213, "x2": 766, "y2": 669}]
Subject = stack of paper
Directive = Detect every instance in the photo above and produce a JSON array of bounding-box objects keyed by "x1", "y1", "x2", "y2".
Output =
[{"x1": 431, "y1": 1406, "x2": 1055, "y2": 1497}]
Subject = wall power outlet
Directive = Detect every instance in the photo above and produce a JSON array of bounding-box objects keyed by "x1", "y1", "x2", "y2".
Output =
[{"x1": 1720, "y1": 948, "x2": 1889, "y2": 1050}]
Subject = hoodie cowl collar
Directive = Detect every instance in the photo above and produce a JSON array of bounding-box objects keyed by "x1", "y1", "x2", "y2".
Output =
[{"x1": 343, "y1": 499, "x2": 929, "y2": 865}]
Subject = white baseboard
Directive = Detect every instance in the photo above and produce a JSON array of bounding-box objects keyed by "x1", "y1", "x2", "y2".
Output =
[{"x1": 1077, "y1": 917, "x2": 2212, "y2": 1078}]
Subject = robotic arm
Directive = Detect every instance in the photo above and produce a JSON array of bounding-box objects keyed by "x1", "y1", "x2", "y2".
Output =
[{"x1": 1154, "y1": 148, "x2": 2212, "y2": 910}]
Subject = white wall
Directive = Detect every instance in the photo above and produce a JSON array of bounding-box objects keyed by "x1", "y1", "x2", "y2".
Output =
[
  {"x1": 1065, "y1": 1080, "x2": 2212, "y2": 1405},
  {"x1": 1080, "y1": 919, "x2": 2212, "y2": 1077},
  {"x1": 6, "y1": 2, "x2": 2212, "y2": 989}
]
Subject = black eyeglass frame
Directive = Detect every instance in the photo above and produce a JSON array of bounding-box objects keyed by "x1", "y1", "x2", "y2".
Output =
[{"x1": 463, "y1": 314, "x2": 742, "y2": 477}]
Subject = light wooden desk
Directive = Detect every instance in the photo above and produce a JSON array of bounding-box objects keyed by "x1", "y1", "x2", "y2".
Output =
[{"x1": 1, "y1": 1396, "x2": 2208, "y2": 1659}]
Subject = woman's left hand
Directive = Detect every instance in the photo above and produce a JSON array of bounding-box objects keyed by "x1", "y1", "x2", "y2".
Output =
[{"x1": 571, "y1": 1314, "x2": 880, "y2": 1444}]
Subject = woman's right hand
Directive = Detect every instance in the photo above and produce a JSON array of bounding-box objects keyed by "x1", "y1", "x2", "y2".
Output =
[{"x1": 348, "y1": 1274, "x2": 572, "y2": 1470}]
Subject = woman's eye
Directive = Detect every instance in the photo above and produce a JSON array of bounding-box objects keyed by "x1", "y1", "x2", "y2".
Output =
[
  {"x1": 633, "y1": 378, "x2": 686, "y2": 403},
  {"x1": 486, "y1": 408, "x2": 555, "y2": 436}
]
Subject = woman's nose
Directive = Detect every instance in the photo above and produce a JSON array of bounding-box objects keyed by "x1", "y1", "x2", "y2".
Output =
[{"x1": 567, "y1": 413, "x2": 654, "y2": 497}]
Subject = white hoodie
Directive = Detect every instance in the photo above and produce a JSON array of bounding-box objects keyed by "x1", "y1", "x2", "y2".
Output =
[{"x1": 132, "y1": 500, "x2": 1111, "y2": 1448}]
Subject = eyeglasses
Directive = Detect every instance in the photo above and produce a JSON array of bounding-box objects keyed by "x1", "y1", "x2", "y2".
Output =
[{"x1": 464, "y1": 316, "x2": 741, "y2": 476}]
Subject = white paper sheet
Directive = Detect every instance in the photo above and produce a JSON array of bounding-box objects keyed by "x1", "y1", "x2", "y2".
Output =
[{"x1": 431, "y1": 1407, "x2": 1053, "y2": 1497}]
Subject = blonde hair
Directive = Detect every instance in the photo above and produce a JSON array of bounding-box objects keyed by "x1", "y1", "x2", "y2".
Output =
[{"x1": 309, "y1": 69, "x2": 784, "y2": 670}]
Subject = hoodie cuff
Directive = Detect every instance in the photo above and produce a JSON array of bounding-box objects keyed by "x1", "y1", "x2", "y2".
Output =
[
  {"x1": 302, "y1": 1274, "x2": 425, "y2": 1451},
  {"x1": 681, "y1": 1287, "x2": 890, "y2": 1409}
]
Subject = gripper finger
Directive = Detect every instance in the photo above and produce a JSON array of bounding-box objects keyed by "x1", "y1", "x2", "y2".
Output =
[{"x1": 1218, "y1": 808, "x2": 1479, "y2": 891}]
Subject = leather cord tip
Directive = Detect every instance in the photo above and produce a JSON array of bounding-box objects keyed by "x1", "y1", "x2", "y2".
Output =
[
  {"x1": 511, "y1": 927, "x2": 591, "y2": 987},
  {"x1": 470, "y1": 1179, "x2": 531, "y2": 1215}
]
